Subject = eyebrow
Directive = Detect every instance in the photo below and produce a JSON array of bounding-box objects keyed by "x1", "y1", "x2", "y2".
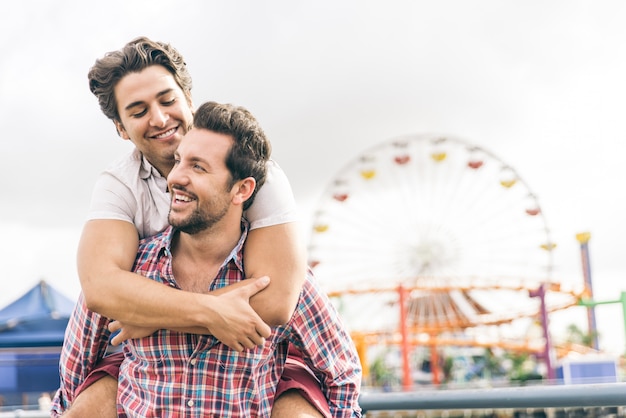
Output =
[
  {"x1": 123, "y1": 88, "x2": 175, "y2": 112},
  {"x1": 176, "y1": 150, "x2": 211, "y2": 167},
  {"x1": 189, "y1": 156, "x2": 211, "y2": 167}
]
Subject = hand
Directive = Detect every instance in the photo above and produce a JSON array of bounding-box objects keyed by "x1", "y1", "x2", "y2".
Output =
[
  {"x1": 108, "y1": 320, "x2": 158, "y2": 345},
  {"x1": 204, "y1": 276, "x2": 272, "y2": 352}
]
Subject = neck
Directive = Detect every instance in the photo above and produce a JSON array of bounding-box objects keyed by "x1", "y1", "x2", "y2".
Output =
[
  {"x1": 171, "y1": 214, "x2": 243, "y2": 281},
  {"x1": 171, "y1": 224, "x2": 242, "y2": 293},
  {"x1": 142, "y1": 152, "x2": 175, "y2": 178},
  {"x1": 154, "y1": 162, "x2": 174, "y2": 179}
]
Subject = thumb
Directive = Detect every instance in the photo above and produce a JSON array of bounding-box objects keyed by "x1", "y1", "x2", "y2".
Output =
[{"x1": 243, "y1": 276, "x2": 270, "y2": 298}]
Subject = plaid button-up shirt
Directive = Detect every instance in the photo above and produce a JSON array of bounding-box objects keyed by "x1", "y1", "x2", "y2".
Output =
[{"x1": 53, "y1": 223, "x2": 362, "y2": 417}]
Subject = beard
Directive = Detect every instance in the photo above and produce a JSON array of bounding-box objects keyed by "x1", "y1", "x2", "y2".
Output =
[{"x1": 169, "y1": 195, "x2": 230, "y2": 235}]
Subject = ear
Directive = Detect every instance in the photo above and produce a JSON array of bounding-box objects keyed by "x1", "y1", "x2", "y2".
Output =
[
  {"x1": 231, "y1": 177, "x2": 256, "y2": 206},
  {"x1": 114, "y1": 120, "x2": 131, "y2": 140}
]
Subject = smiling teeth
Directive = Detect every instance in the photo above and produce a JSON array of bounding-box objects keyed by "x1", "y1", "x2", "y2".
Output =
[
  {"x1": 155, "y1": 128, "x2": 176, "y2": 139},
  {"x1": 175, "y1": 193, "x2": 192, "y2": 202}
]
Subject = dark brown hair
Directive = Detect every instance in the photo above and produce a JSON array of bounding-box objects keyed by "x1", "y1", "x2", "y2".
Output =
[
  {"x1": 88, "y1": 36, "x2": 193, "y2": 124},
  {"x1": 193, "y1": 102, "x2": 271, "y2": 210}
]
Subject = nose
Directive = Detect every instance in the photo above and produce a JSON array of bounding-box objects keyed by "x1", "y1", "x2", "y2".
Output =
[
  {"x1": 167, "y1": 160, "x2": 189, "y2": 188},
  {"x1": 149, "y1": 106, "x2": 169, "y2": 127}
]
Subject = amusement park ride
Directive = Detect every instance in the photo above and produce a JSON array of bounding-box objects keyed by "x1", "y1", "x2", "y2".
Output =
[{"x1": 307, "y1": 135, "x2": 607, "y2": 389}]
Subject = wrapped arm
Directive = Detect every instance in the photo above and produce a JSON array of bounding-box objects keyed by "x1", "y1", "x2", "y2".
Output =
[
  {"x1": 77, "y1": 219, "x2": 271, "y2": 349},
  {"x1": 78, "y1": 158, "x2": 301, "y2": 342}
]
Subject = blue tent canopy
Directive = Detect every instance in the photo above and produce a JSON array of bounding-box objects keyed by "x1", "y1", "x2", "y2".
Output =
[
  {"x1": 0, "y1": 281, "x2": 76, "y2": 398},
  {"x1": 0, "y1": 280, "x2": 74, "y2": 348}
]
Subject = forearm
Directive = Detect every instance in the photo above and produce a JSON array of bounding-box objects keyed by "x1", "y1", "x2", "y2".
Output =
[
  {"x1": 78, "y1": 219, "x2": 213, "y2": 329},
  {"x1": 84, "y1": 268, "x2": 211, "y2": 329},
  {"x1": 107, "y1": 277, "x2": 272, "y2": 349},
  {"x1": 79, "y1": 219, "x2": 271, "y2": 348}
]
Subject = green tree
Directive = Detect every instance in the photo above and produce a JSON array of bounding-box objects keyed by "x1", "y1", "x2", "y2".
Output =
[{"x1": 565, "y1": 323, "x2": 598, "y2": 348}]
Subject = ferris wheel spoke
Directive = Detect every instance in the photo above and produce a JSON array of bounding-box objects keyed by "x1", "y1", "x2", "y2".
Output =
[{"x1": 308, "y1": 133, "x2": 578, "y2": 372}]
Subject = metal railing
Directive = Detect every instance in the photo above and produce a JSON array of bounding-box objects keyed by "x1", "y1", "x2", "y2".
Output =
[
  {"x1": 0, "y1": 411, "x2": 48, "y2": 418},
  {"x1": 359, "y1": 382, "x2": 626, "y2": 415},
  {"x1": 2, "y1": 383, "x2": 626, "y2": 417}
]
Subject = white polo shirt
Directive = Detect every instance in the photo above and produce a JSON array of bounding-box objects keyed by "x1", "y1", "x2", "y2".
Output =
[{"x1": 87, "y1": 148, "x2": 297, "y2": 239}]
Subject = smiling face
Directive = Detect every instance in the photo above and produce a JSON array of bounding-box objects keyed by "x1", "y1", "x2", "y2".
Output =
[
  {"x1": 167, "y1": 128, "x2": 241, "y2": 235},
  {"x1": 114, "y1": 65, "x2": 194, "y2": 176}
]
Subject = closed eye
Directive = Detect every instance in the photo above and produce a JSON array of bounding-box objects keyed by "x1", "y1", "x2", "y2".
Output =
[{"x1": 131, "y1": 108, "x2": 147, "y2": 118}]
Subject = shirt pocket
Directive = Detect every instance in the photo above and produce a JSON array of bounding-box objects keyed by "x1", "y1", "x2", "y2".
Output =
[
  {"x1": 209, "y1": 337, "x2": 278, "y2": 374},
  {"x1": 122, "y1": 338, "x2": 169, "y2": 379}
]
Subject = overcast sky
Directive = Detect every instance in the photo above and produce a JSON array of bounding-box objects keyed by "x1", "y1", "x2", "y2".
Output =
[{"x1": 2, "y1": 1, "x2": 626, "y2": 354}]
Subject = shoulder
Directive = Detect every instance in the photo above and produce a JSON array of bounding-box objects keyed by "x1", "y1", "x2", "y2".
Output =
[
  {"x1": 265, "y1": 159, "x2": 289, "y2": 182},
  {"x1": 101, "y1": 149, "x2": 144, "y2": 182}
]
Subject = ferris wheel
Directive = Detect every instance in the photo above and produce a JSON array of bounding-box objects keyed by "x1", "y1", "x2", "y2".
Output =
[{"x1": 307, "y1": 134, "x2": 580, "y2": 343}]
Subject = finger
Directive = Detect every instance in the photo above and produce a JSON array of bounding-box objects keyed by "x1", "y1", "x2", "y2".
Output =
[
  {"x1": 241, "y1": 338, "x2": 257, "y2": 350},
  {"x1": 110, "y1": 332, "x2": 122, "y2": 346},
  {"x1": 250, "y1": 334, "x2": 266, "y2": 347},
  {"x1": 244, "y1": 333, "x2": 267, "y2": 349},
  {"x1": 257, "y1": 323, "x2": 271, "y2": 339},
  {"x1": 227, "y1": 341, "x2": 244, "y2": 352},
  {"x1": 246, "y1": 333, "x2": 266, "y2": 348},
  {"x1": 108, "y1": 321, "x2": 121, "y2": 332}
]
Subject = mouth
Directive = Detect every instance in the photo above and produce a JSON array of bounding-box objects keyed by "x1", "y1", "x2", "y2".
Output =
[
  {"x1": 151, "y1": 126, "x2": 178, "y2": 140},
  {"x1": 173, "y1": 191, "x2": 193, "y2": 203},
  {"x1": 170, "y1": 189, "x2": 196, "y2": 210}
]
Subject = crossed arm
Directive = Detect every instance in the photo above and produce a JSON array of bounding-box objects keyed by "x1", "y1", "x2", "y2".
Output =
[{"x1": 77, "y1": 218, "x2": 306, "y2": 350}]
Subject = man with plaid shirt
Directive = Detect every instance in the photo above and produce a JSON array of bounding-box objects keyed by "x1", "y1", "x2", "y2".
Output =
[{"x1": 54, "y1": 101, "x2": 362, "y2": 417}]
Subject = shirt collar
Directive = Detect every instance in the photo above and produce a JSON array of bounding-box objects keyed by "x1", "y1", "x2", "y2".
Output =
[
  {"x1": 157, "y1": 220, "x2": 250, "y2": 272},
  {"x1": 136, "y1": 149, "x2": 165, "y2": 181}
]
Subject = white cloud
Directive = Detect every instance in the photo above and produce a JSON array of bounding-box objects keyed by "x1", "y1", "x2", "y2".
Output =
[{"x1": 0, "y1": 223, "x2": 82, "y2": 308}]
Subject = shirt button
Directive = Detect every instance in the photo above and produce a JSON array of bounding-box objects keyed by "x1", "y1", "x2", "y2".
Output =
[
  {"x1": 187, "y1": 400, "x2": 194, "y2": 407},
  {"x1": 190, "y1": 359, "x2": 197, "y2": 366}
]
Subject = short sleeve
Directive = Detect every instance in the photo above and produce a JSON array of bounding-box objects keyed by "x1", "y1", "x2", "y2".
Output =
[
  {"x1": 244, "y1": 160, "x2": 297, "y2": 230},
  {"x1": 86, "y1": 172, "x2": 137, "y2": 224}
]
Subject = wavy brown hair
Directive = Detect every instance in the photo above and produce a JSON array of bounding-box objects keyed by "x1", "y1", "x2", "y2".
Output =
[{"x1": 88, "y1": 36, "x2": 193, "y2": 126}]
